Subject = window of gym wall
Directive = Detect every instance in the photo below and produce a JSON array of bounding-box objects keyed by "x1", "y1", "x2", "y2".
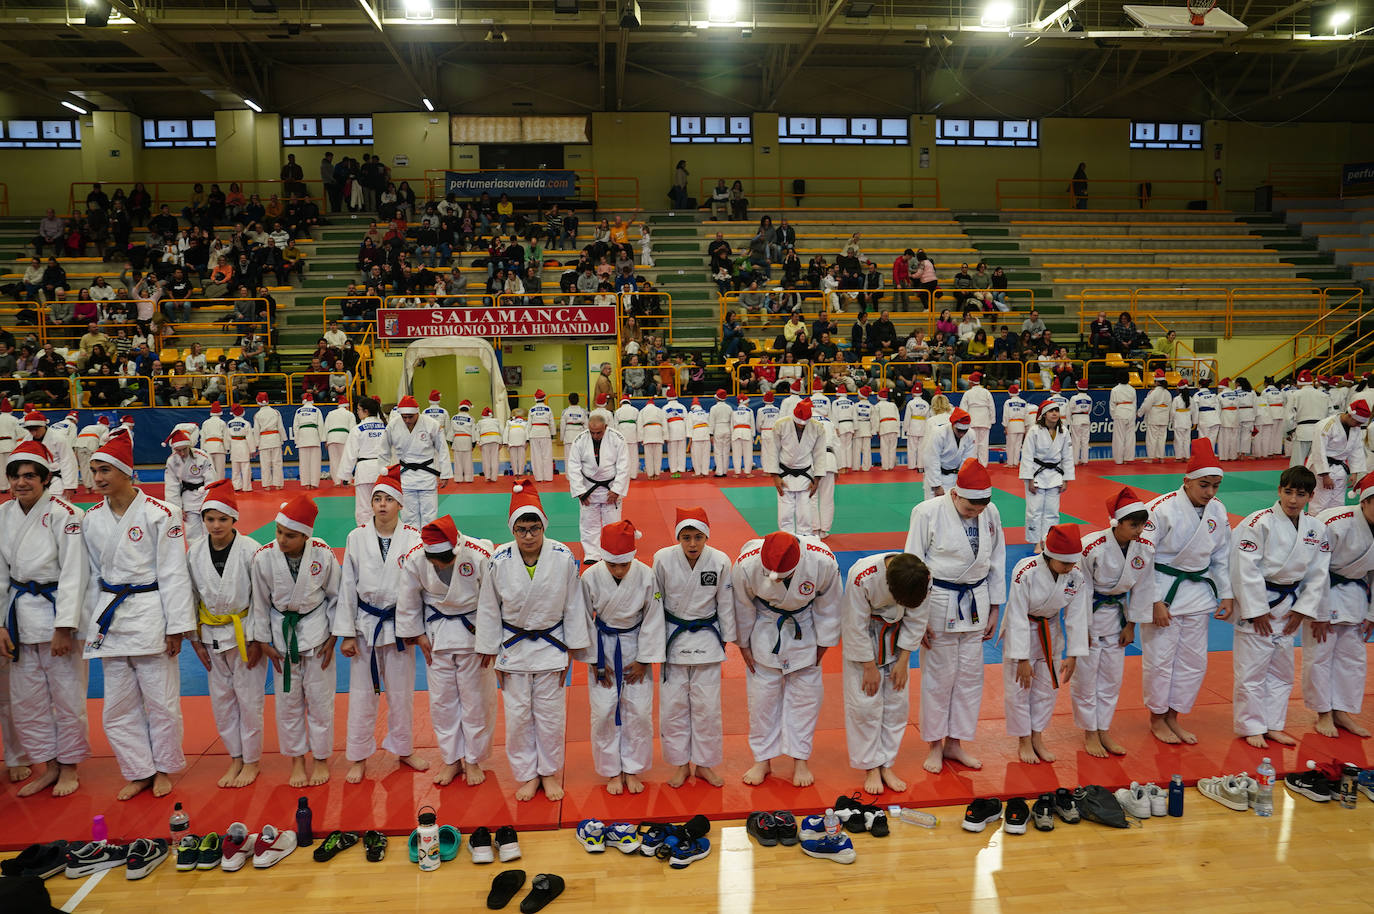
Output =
[
  {"x1": 142, "y1": 118, "x2": 216, "y2": 148},
  {"x1": 1129, "y1": 121, "x2": 1202, "y2": 150},
  {"x1": 670, "y1": 115, "x2": 753, "y2": 144},
  {"x1": 779, "y1": 116, "x2": 909, "y2": 145},
  {"x1": 282, "y1": 116, "x2": 374, "y2": 146},
  {"x1": 935, "y1": 118, "x2": 1038, "y2": 148},
  {"x1": 0, "y1": 119, "x2": 82, "y2": 149}
]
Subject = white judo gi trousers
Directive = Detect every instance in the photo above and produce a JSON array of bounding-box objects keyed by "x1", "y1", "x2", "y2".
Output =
[
  {"x1": 843, "y1": 658, "x2": 909, "y2": 771},
  {"x1": 1070, "y1": 608, "x2": 1126, "y2": 732},
  {"x1": 346, "y1": 641, "x2": 416, "y2": 762},
  {"x1": 1238, "y1": 422, "x2": 1255, "y2": 457},
  {"x1": 402, "y1": 489, "x2": 439, "y2": 529},
  {"x1": 298, "y1": 445, "x2": 322, "y2": 487},
  {"x1": 579, "y1": 492, "x2": 622, "y2": 563},
  {"x1": 746, "y1": 663, "x2": 823, "y2": 761},
  {"x1": 75, "y1": 448, "x2": 96, "y2": 490},
  {"x1": 918, "y1": 630, "x2": 984, "y2": 743},
  {"x1": 209, "y1": 452, "x2": 226, "y2": 481},
  {"x1": 429, "y1": 650, "x2": 497, "y2": 766},
  {"x1": 1199, "y1": 422, "x2": 1220, "y2": 451},
  {"x1": 1233, "y1": 627, "x2": 1295, "y2": 736},
  {"x1": 501, "y1": 669, "x2": 566, "y2": 782},
  {"x1": 259, "y1": 447, "x2": 283, "y2": 488},
  {"x1": 0, "y1": 657, "x2": 26, "y2": 768},
  {"x1": 327, "y1": 442, "x2": 344, "y2": 481},
  {"x1": 1218, "y1": 426, "x2": 1240, "y2": 462},
  {"x1": 880, "y1": 433, "x2": 899, "y2": 470},
  {"x1": 1023, "y1": 484, "x2": 1062, "y2": 547},
  {"x1": 1302, "y1": 621, "x2": 1366, "y2": 714},
  {"x1": 452, "y1": 445, "x2": 475, "y2": 483},
  {"x1": 480, "y1": 443, "x2": 501, "y2": 481},
  {"x1": 231, "y1": 459, "x2": 253, "y2": 492},
  {"x1": 102, "y1": 654, "x2": 186, "y2": 781},
  {"x1": 1004, "y1": 631, "x2": 1061, "y2": 739},
  {"x1": 10, "y1": 645, "x2": 89, "y2": 765},
  {"x1": 276, "y1": 648, "x2": 335, "y2": 760},
  {"x1": 1310, "y1": 468, "x2": 1349, "y2": 515},
  {"x1": 777, "y1": 488, "x2": 815, "y2": 537},
  {"x1": 587, "y1": 668, "x2": 653, "y2": 777},
  {"x1": 810, "y1": 474, "x2": 835, "y2": 537},
  {"x1": 667, "y1": 440, "x2": 687, "y2": 474},
  {"x1": 659, "y1": 663, "x2": 723, "y2": 768},
  {"x1": 851, "y1": 435, "x2": 872, "y2": 471},
  {"x1": 643, "y1": 443, "x2": 663, "y2": 478},
  {"x1": 1145, "y1": 425, "x2": 1168, "y2": 460},
  {"x1": 690, "y1": 439, "x2": 709, "y2": 476},
  {"x1": 906, "y1": 433, "x2": 924, "y2": 471},
  {"x1": 1072, "y1": 424, "x2": 1091, "y2": 465},
  {"x1": 712, "y1": 434, "x2": 730, "y2": 476},
  {"x1": 206, "y1": 650, "x2": 266, "y2": 763},
  {"x1": 1005, "y1": 432, "x2": 1023, "y2": 468},
  {"x1": 731, "y1": 439, "x2": 752, "y2": 475},
  {"x1": 1173, "y1": 429, "x2": 1192, "y2": 461},
  {"x1": 507, "y1": 445, "x2": 527, "y2": 479},
  {"x1": 530, "y1": 438, "x2": 554, "y2": 482},
  {"x1": 353, "y1": 483, "x2": 375, "y2": 528},
  {"x1": 1110, "y1": 420, "x2": 1132, "y2": 464},
  {"x1": 971, "y1": 427, "x2": 990, "y2": 466},
  {"x1": 1141, "y1": 613, "x2": 1209, "y2": 715},
  {"x1": 838, "y1": 432, "x2": 854, "y2": 470},
  {"x1": 759, "y1": 435, "x2": 779, "y2": 475}
]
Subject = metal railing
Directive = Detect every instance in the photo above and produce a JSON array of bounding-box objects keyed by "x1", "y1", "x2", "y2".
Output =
[
  {"x1": 1237, "y1": 288, "x2": 1371, "y2": 380},
  {"x1": 698, "y1": 176, "x2": 942, "y2": 211},
  {"x1": 1265, "y1": 162, "x2": 1343, "y2": 199},
  {"x1": 995, "y1": 178, "x2": 1220, "y2": 210},
  {"x1": 1076, "y1": 286, "x2": 1358, "y2": 339}
]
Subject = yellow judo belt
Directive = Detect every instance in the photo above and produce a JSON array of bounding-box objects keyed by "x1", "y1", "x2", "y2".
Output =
[{"x1": 197, "y1": 602, "x2": 251, "y2": 662}]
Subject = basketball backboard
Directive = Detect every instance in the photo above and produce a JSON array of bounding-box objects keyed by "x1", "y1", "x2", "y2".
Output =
[{"x1": 1122, "y1": 4, "x2": 1248, "y2": 31}]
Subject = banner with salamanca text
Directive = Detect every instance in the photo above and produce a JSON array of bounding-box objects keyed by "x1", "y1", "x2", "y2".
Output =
[
  {"x1": 443, "y1": 170, "x2": 577, "y2": 198},
  {"x1": 378, "y1": 304, "x2": 619, "y2": 339}
]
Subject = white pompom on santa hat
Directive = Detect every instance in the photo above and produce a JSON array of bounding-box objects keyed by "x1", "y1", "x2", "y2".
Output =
[
  {"x1": 458, "y1": 400, "x2": 472, "y2": 410},
  {"x1": 256, "y1": 391, "x2": 269, "y2": 404},
  {"x1": 1184, "y1": 437, "x2": 1224, "y2": 479},
  {"x1": 1107, "y1": 486, "x2": 1148, "y2": 526},
  {"x1": 275, "y1": 493, "x2": 318, "y2": 536},
  {"x1": 953, "y1": 457, "x2": 992, "y2": 500},
  {"x1": 760, "y1": 530, "x2": 801, "y2": 582},
  {"x1": 22, "y1": 410, "x2": 46, "y2": 428},
  {"x1": 90, "y1": 433, "x2": 134, "y2": 476},
  {"x1": 422, "y1": 515, "x2": 460, "y2": 554},
  {"x1": 396, "y1": 395, "x2": 419, "y2": 416},
  {"x1": 6, "y1": 439, "x2": 51, "y2": 472},
  {"x1": 600, "y1": 519, "x2": 642, "y2": 563},
  {"x1": 508, "y1": 477, "x2": 547, "y2": 531},
  {"x1": 674, "y1": 506, "x2": 710, "y2": 539},
  {"x1": 201, "y1": 478, "x2": 239, "y2": 520},
  {"x1": 1042, "y1": 523, "x2": 1083, "y2": 563}
]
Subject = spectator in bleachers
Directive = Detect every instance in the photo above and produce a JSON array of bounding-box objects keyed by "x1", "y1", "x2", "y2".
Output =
[
  {"x1": 46, "y1": 287, "x2": 73, "y2": 326},
  {"x1": 242, "y1": 194, "x2": 266, "y2": 227},
  {"x1": 281, "y1": 153, "x2": 306, "y2": 199},
  {"x1": 1020, "y1": 308, "x2": 1046, "y2": 338},
  {"x1": 1070, "y1": 162, "x2": 1088, "y2": 209},
  {"x1": 709, "y1": 180, "x2": 730, "y2": 220},
  {"x1": 394, "y1": 181, "x2": 418, "y2": 222},
  {"x1": 851, "y1": 310, "x2": 877, "y2": 356},
  {"x1": 671, "y1": 160, "x2": 690, "y2": 209},
  {"x1": 729, "y1": 181, "x2": 748, "y2": 221},
  {"x1": 73, "y1": 289, "x2": 98, "y2": 326},
  {"x1": 223, "y1": 182, "x2": 245, "y2": 220},
  {"x1": 951, "y1": 262, "x2": 974, "y2": 308},
  {"x1": 264, "y1": 194, "x2": 285, "y2": 225},
  {"x1": 33, "y1": 209, "x2": 65, "y2": 256},
  {"x1": 892, "y1": 249, "x2": 913, "y2": 311},
  {"x1": 0, "y1": 342, "x2": 14, "y2": 377},
  {"x1": 862, "y1": 261, "x2": 884, "y2": 311},
  {"x1": 1113, "y1": 311, "x2": 1139, "y2": 352},
  {"x1": 872, "y1": 309, "x2": 899, "y2": 354},
  {"x1": 148, "y1": 204, "x2": 178, "y2": 238},
  {"x1": 991, "y1": 325, "x2": 1016, "y2": 362},
  {"x1": 624, "y1": 354, "x2": 649, "y2": 395},
  {"x1": 181, "y1": 183, "x2": 207, "y2": 225},
  {"x1": 780, "y1": 247, "x2": 802, "y2": 287},
  {"x1": 957, "y1": 308, "x2": 982, "y2": 345},
  {"x1": 124, "y1": 182, "x2": 152, "y2": 225},
  {"x1": 86, "y1": 183, "x2": 110, "y2": 217},
  {"x1": 39, "y1": 257, "x2": 67, "y2": 302},
  {"x1": 1152, "y1": 329, "x2": 1178, "y2": 365},
  {"x1": 913, "y1": 248, "x2": 939, "y2": 310},
  {"x1": 748, "y1": 231, "x2": 771, "y2": 279},
  {"x1": 85, "y1": 360, "x2": 120, "y2": 408},
  {"x1": 814, "y1": 331, "x2": 839, "y2": 362},
  {"x1": 20, "y1": 257, "x2": 43, "y2": 299},
  {"x1": 820, "y1": 263, "x2": 841, "y2": 313},
  {"x1": 935, "y1": 308, "x2": 957, "y2": 338},
  {"x1": 1088, "y1": 310, "x2": 1113, "y2": 356},
  {"x1": 106, "y1": 201, "x2": 133, "y2": 259}
]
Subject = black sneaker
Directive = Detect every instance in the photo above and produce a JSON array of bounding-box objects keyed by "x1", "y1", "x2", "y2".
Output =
[
  {"x1": 771, "y1": 811, "x2": 799, "y2": 847},
  {"x1": 833, "y1": 795, "x2": 867, "y2": 834},
  {"x1": 962, "y1": 798, "x2": 1003, "y2": 833},
  {"x1": 467, "y1": 826, "x2": 495, "y2": 863},
  {"x1": 682, "y1": 814, "x2": 711, "y2": 840},
  {"x1": 1054, "y1": 787, "x2": 1081, "y2": 823},
  {"x1": 495, "y1": 825, "x2": 521, "y2": 862},
  {"x1": 865, "y1": 804, "x2": 889, "y2": 838},
  {"x1": 1284, "y1": 771, "x2": 1333, "y2": 803},
  {"x1": 6, "y1": 841, "x2": 70, "y2": 880},
  {"x1": 746, "y1": 812, "x2": 778, "y2": 847},
  {"x1": 1004, "y1": 797, "x2": 1030, "y2": 835},
  {"x1": 1031, "y1": 794, "x2": 1056, "y2": 832},
  {"x1": 66, "y1": 841, "x2": 128, "y2": 878}
]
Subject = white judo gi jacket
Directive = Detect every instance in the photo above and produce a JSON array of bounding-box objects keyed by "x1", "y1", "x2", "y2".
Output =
[
  {"x1": 578, "y1": 560, "x2": 662, "y2": 681},
  {"x1": 387, "y1": 415, "x2": 453, "y2": 491},
  {"x1": 840, "y1": 552, "x2": 928, "y2": 666},
  {"x1": 163, "y1": 448, "x2": 217, "y2": 516},
  {"x1": 336, "y1": 416, "x2": 390, "y2": 485},
  {"x1": 922, "y1": 425, "x2": 978, "y2": 493},
  {"x1": 560, "y1": 405, "x2": 588, "y2": 444},
  {"x1": 1019, "y1": 425, "x2": 1074, "y2": 489},
  {"x1": 903, "y1": 493, "x2": 1007, "y2": 633},
  {"x1": 475, "y1": 538, "x2": 590, "y2": 673},
  {"x1": 199, "y1": 415, "x2": 227, "y2": 457},
  {"x1": 324, "y1": 405, "x2": 356, "y2": 448},
  {"x1": 292, "y1": 402, "x2": 325, "y2": 448},
  {"x1": 645, "y1": 545, "x2": 736, "y2": 666},
  {"x1": 1079, "y1": 527, "x2": 1157, "y2": 625},
  {"x1": 225, "y1": 414, "x2": 256, "y2": 462},
  {"x1": 0, "y1": 492, "x2": 86, "y2": 646},
  {"x1": 1318, "y1": 505, "x2": 1374, "y2": 624},
  {"x1": 335, "y1": 521, "x2": 423, "y2": 652},
  {"x1": 253, "y1": 405, "x2": 285, "y2": 453},
  {"x1": 1230, "y1": 504, "x2": 1328, "y2": 626},
  {"x1": 188, "y1": 531, "x2": 257, "y2": 658},
  {"x1": 636, "y1": 403, "x2": 666, "y2": 444},
  {"x1": 733, "y1": 536, "x2": 841, "y2": 673},
  {"x1": 961, "y1": 384, "x2": 994, "y2": 430},
  {"x1": 1000, "y1": 555, "x2": 1089, "y2": 664},
  {"x1": 1144, "y1": 489, "x2": 1233, "y2": 615},
  {"x1": 773, "y1": 418, "x2": 825, "y2": 491},
  {"x1": 1309, "y1": 414, "x2": 1367, "y2": 481},
  {"x1": 614, "y1": 402, "x2": 639, "y2": 444},
  {"x1": 395, "y1": 534, "x2": 494, "y2": 651},
  {"x1": 249, "y1": 538, "x2": 341, "y2": 657},
  {"x1": 567, "y1": 428, "x2": 630, "y2": 503}
]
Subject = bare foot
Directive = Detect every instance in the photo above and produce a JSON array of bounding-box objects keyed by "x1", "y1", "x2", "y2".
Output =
[
  {"x1": 1334, "y1": 710, "x2": 1372, "y2": 737},
  {"x1": 53, "y1": 764, "x2": 81, "y2": 797},
  {"x1": 231, "y1": 762, "x2": 259, "y2": 788},
  {"x1": 218, "y1": 759, "x2": 244, "y2": 789},
  {"x1": 694, "y1": 765, "x2": 724, "y2": 787},
  {"x1": 1031, "y1": 733, "x2": 1056, "y2": 763},
  {"x1": 432, "y1": 762, "x2": 461, "y2": 786},
  {"x1": 1244, "y1": 734, "x2": 1268, "y2": 748},
  {"x1": 1266, "y1": 729, "x2": 1297, "y2": 746},
  {"x1": 880, "y1": 767, "x2": 907, "y2": 792},
  {"x1": 1084, "y1": 731, "x2": 1109, "y2": 759},
  {"x1": 1150, "y1": 714, "x2": 1182, "y2": 745},
  {"x1": 1099, "y1": 731, "x2": 1127, "y2": 756},
  {"x1": 346, "y1": 761, "x2": 366, "y2": 784},
  {"x1": 1017, "y1": 736, "x2": 1040, "y2": 765},
  {"x1": 922, "y1": 743, "x2": 945, "y2": 774},
  {"x1": 667, "y1": 764, "x2": 690, "y2": 788},
  {"x1": 515, "y1": 778, "x2": 540, "y2": 802},
  {"x1": 309, "y1": 759, "x2": 331, "y2": 786},
  {"x1": 289, "y1": 757, "x2": 309, "y2": 788},
  {"x1": 17, "y1": 764, "x2": 59, "y2": 798},
  {"x1": 742, "y1": 760, "x2": 770, "y2": 785},
  {"x1": 462, "y1": 760, "x2": 486, "y2": 785},
  {"x1": 7, "y1": 765, "x2": 31, "y2": 783},
  {"x1": 606, "y1": 774, "x2": 624, "y2": 796},
  {"x1": 863, "y1": 769, "x2": 884, "y2": 795},
  {"x1": 152, "y1": 772, "x2": 173, "y2": 797},
  {"x1": 1315, "y1": 712, "x2": 1339, "y2": 738},
  {"x1": 624, "y1": 773, "x2": 645, "y2": 794},
  {"x1": 540, "y1": 774, "x2": 565, "y2": 801},
  {"x1": 792, "y1": 759, "x2": 814, "y2": 788},
  {"x1": 118, "y1": 776, "x2": 153, "y2": 801},
  {"x1": 400, "y1": 754, "x2": 431, "y2": 772},
  {"x1": 1165, "y1": 713, "x2": 1197, "y2": 745},
  {"x1": 943, "y1": 740, "x2": 982, "y2": 770}
]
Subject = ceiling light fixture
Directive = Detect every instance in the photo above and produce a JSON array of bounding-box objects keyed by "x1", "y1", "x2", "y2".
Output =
[
  {"x1": 707, "y1": 0, "x2": 738, "y2": 23},
  {"x1": 61, "y1": 100, "x2": 89, "y2": 115},
  {"x1": 243, "y1": 98, "x2": 263, "y2": 113},
  {"x1": 421, "y1": 97, "x2": 434, "y2": 111}
]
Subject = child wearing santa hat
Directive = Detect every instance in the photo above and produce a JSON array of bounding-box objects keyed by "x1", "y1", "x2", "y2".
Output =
[
  {"x1": 476, "y1": 407, "x2": 503, "y2": 482},
  {"x1": 187, "y1": 479, "x2": 265, "y2": 788},
  {"x1": 200, "y1": 401, "x2": 229, "y2": 481},
  {"x1": 636, "y1": 394, "x2": 667, "y2": 479},
  {"x1": 921, "y1": 407, "x2": 977, "y2": 502},
  {"x1": 250, "y1": 493, "x2": 341, "y2": 787},
  {"x1": 336, "y1": 396, "x2": 391, "y2": 526},
  {"x1": 226, "y1": 403, "x2": 257, "y2": 492},
  {"x1": 75, "y1": 413, "x2": 110, "y2": 491},
  {"x1": 578, "y1": 520, "x2": 661, "y2": 795},
  {"x1": 163, "y1": 429, "x2": 217, "y2": 543},
  {"x1": 252, "y1": 391, "x2": 285, "y2": 489},
  {"x1": 292, "y1": 391, "x2": 325, "y2": 488},
  {"x1": 475, "y1": 480, "x2": 590, "y2": 802}
]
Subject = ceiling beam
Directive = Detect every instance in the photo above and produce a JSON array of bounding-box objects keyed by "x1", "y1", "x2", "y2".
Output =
[
  {"x1": 349, "y1": 2, "x2": 432, "y2": 105},
  {"x1": 765, "y1": 0, "x2": 849, "y2": 108},
  {"x1": 103, "y1": 0, "x2": 255, "y2": 101},
  {"x1": 1232, "y1": 51, "x2": 1374, "y2": 113}
]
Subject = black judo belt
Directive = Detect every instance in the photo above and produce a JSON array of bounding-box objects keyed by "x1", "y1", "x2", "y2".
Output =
[
  {"x1": 502, "y1": 620, "x2": 567, "y2": 653},
  {"x1": 1034, "y1": 459, "x2": 1062, "y2": 476},
  {"x1": 1297, "y1": 418, "x2": 1320, "y2": 426},
  {"x1": 940, "y1": 465, "x2": 960, "y2": 476},
  {"x1": 1330, "y1": 571, "x2": 1371, "y2": 602},
  {"x1": 401, "y1": 458, "x2": 440, "y2": 476},
  {"x1": 778, "y1": 463, "x2": 813, "y2": 482},
  {"x1": 1264, "y1": 580, "x2": 1300, "y2": 610},
  {"x1": 582, "y1": 476, "x2": 614, "y2": 494},
  {"x1": 92, "y1": 578, "x2": 159, "y2": 650},
  {"x1": 180, "y1": 479, "x2": 205, "y2": 494}
]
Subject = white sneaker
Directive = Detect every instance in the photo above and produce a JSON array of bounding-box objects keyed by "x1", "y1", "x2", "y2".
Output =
[
  {"x1": 220, "y1": 823, "x2": 256, "y2": 872},
  {"x1": 1234, "y1": 773, "x2": 1259, "y2": 808},
  {"x1": 252, "y1": 825, "x2": 297, "y2": 868},
  {"x1": 1144, "y1": 783, "x2": 1168, "y2": 817},
  {"x1": 1114, "y1": 783, "x2": 1151, "y2": 819},
  {"x1": 1197, "y1": 776, "x2": 1250, "y2": 812}
]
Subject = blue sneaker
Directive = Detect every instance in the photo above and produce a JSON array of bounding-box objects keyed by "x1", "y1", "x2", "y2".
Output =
[
  {"x1": 801, "y1": 833, "x2": 856, "y2": 864},
  {"x1": 798, "y1": 815, "x2": 827, "y2": 841},
  {"x1": 605, "y1": 823, "x2": 641, "y2": 855},
  {"x1": 637, "y1": 824, "x2": 668, "y2": 857},
  {"x1": 575, "y1": 819, "x2": 606, "y2": 853},
  {"x1": 667, "y1": 835, "x2": 711, "y2": 869}
]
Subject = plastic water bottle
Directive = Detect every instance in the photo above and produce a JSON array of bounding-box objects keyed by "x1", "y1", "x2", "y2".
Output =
[
  {"x1": 295, "y1": 797, "x2": 314, "y2": 847},
  {"x1": 1255, "y1": 758, "x2": 1275, "y2": 817},
  {"x1": 416, "y1": 806, "x2": 441, "y2": 872},
  {"x1": 169, "y1": 802, "x2": 190, "y2": 843},
  {"x1": 823, "y1": 807, "x2": 841, "y2": 839},
  {"x1": 1167, "y1": 774, "x2": 1184, "y2": 817},
  {"x1": 91, "y1": 815, "x2": 108, "y2": 844},
  {"x1": 888, "y1": 805, "x2": 939, "y2": 828}
]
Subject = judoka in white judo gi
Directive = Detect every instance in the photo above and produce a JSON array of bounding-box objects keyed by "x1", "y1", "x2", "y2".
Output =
[
  {"x1": 567, "y1": 414, "x2": 630, "y2": 564},
  {"x1": 1019, "y1": 402, "x2": 1074, "y2": 551},
  {"x1": 772, "y1": 400, "x2": 825, "y2": 537},
  {"x1": 1306, "y1": 400, "x2": 1370, "y2": 514},
  {"x1": 163, "y1": 429, "x2": 216, "y2": 544},
  {"x1": 921, "y1": 408, "x2": 978, "y2": 501},
  {"x1": 252, "y1": 392, "x2": 286, "y2": 490},
  {"x1": 386, "y1": 394, "x2": 453, "y2": 528}
]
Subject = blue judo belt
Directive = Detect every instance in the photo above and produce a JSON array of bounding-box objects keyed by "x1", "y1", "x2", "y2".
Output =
[
  {"x1": 754, "y1": 596, "x2": 809, "y2": 654},
  {"x1": 662, "y1": 611, "x2": 722, "y2": 680},
  {"x1": 5, "y1": 580, "x2": 57, "y2": 655},
  {"x1": 1265, "y1": 580, "x2": 1300, "y2": 610},
  {"x1": 931, "y1": 575, "x2": 986, "y2": 625},
  {"x1": 358, "y1": 597, "x2": 404, "y2": 693},
  {"x1": 93, "y1": 578, "x2": 159, "y2": 650},
  {"x1": 425, "y1": 603, "x2": 476, "y2": 634},
  {"x1": 594, "y1": 617, "x2": 642, "y2": 725}
]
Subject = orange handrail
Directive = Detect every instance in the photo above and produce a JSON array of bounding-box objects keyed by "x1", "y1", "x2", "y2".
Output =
[
  {"x1": 698, "y1": 176, "x2": 941, "y2": 211},
  {"x1": 995, "y1": 178, "x2": 1220, "y2": 210},
  {"x1": 1077, "y1": 286, "x2": 1353, "y2": 340}
]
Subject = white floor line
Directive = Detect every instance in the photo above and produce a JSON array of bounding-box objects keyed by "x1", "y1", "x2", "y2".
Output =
[{"x1": 60, "y1": 868, "x2": 109, "y2": 913}]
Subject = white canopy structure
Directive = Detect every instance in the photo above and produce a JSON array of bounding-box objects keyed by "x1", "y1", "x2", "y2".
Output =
[{"x1": 396, "y1": 336, "x2": 510, "y2": 424}]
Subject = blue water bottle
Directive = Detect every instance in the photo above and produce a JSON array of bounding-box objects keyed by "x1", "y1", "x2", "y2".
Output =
[{"x1": 1167, "y1": 774, "x2": 1184, "y2": 817}]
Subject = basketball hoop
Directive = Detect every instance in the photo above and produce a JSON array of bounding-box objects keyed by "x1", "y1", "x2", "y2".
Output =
[{"x1": 1186, "y1": 0, "x2": 1218, "y2": 25}]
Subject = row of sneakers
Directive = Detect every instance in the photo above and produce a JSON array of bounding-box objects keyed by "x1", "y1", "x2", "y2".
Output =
[
  {"x1": 63, "y1": 838, "x2": 170, "y2": 881},
  {"x1": 831, "y1": 794, "x2": 890, "y2": 837},
  {"x1": 465, "y1": 826, "x2": 522, "y2": 864},
  {"x1": 744, "y1": 810, "x2": 856, "y2": 864},
  {"x1": 963, "y1": 788, "x2": 1084, "y2": 834},
  {"x1": 576, "y1": 816, "x2": 712, "y2": 869},
  {"x1": 173, "y1": 822, "x2": 299, "y2": 871}
]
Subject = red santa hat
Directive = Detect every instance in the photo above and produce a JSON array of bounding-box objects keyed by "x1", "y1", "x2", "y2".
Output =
[
  {"x1": 1107, "y1": 486, "x2": 1148, "y2": 526},
  {"x1": 458, "y1": 400, "x2": 471, "y2": 410},
  {"x1": 0, "y1": 398, "x2": 8, "y2": 412},
  {"x1": 1008, "y1": 383, "x2": 1020, "y2": 394},
  {"x1": 301, "y1": 391, "x2": 314, "y2": 402},
  {"x1": 397, "y1": 395, "x2": 419, "y2": 415},
  {"x1": 231, "y1": 404, "x2": 245, "y2": 417},
  {"x1": 21, "y1": 410, "x2": 46, "y2": 428},
  {"x1": 1076, "y1": 379, "x2": 1088, "y2": 390},
  {"x1": 120, "y1": 415, "x2": 134, "y2": 426},
  {"x1": 968, "y1": 371, "x2": 982, "y2": 384},
  {"x1": 600, "y1": 520, "x2": 642, "y2": 563},
  {"x1": 167, "y1": 429, "x2": 191, "y2": 449},
  {"x1": 715, "y1": 389, "x2": 728, "y2": 400},
  {"x1": 275, "y1": 493, "x2": 318, "y2": 536},
  {"x1": 1050, "y1": 379, "x2": 1062, "y2": 393},
  {"x1": 760, "y1": 530, "x2": 801, "y2": 581},
  {"x1": 595, "y1": 392, "x2": 609, "y2": 407},
  {"x1": 948, "y1": 408, "x2": 970, "y2": 430},
  {"x1": 691, "y1": 396, "x2": 701, "y2": 408},
  {"x1": 256, "y1": 392, "x2": 269, "y2": 404},
  {"x1": 953, "y1": 458, "x2": 992, "y2": 500},
  {"x1": 1039, "y1": 398, "x2": 1062, "y2": 415},
  {"x1": 508, "y1": 478, "x2": 547, "y2": 530},
  {"x1": 337, "y1": 394, "x2": 349, "y2": 405},
  {"x1": 665, "y1": 387, "x2": 676, "y2": 398},
  {"x1": 422, "y1": 515, "x2": 459, "y2": 554},
  {"x1": 97, "y1": 415, "x2": 110, "y2": 426},
  {"x1": 6, "y1": 439, "x2": 51, "y2": 472},
  {"x1": 534, "y1": 389, "x2": 546, "y2": 401},
  {"x1": 372, "y1": 464, "x2": 404, "y2": 503},
  {"x1": 481, "y1": 407, "x2": 493, "y2": 417},
  {"x1": 1358, "y1": 474, "x2": 1374, "y2": 503},
  {"x1": 1042, "y1": 523, "x2": 1083, "y2": 563},
  {"x1": 859, "y1": 386, "x2": 873, "y2": 397},
  {"x1": 674, "y1": 506, "x2": 710, "y2": 539},
  {"x1": 793, "y1": 399, "x2": 812, "y2": 422},
  {"x1": 429, "y1": 389, "x2": 442, "y2": 403},
  {"x1": 201, "y1": 479, "x2": 239, "y2": 520},
  {"x1": 209, "y1": 400, "x2": 223, "y2": 415},
  {"x1": 878, "y1": 388, "x2": 891, "y2": 400},
  {"x1": 763, "y1": 390, "x2": 775, "y2": 403},
  {"x1": 1219, "y1": 377, "x2": 1231, "y2": 388},
  {"x1": 1344, "y1": 373, "x2": 1355, "y2": 382},
  {"x1": 91, "y1": 433, "x2": 134, "y2": 477},
  {"x1": 1185, "y1": 437, "x2": 1224, "y2": 479},
  {"x1": 1348, "y1": 399, "x2": 1372, "y2": 425},
  {"x1": 1154, "y1": 369, "x2": 1167, "y2": 383},
  {"x1": 66, "y1": 410, "x2": 77, "y2": 420}
]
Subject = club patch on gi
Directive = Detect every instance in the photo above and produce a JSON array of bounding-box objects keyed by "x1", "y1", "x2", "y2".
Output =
[
  {"x1": 169, "y1": 525, "x2": 184, "y2": 538},
  {"x1": 310, "y1": 561, "x2": 323, "y2": 576},
  {"x1": 127, "y1": 526, "x2": 144, "y2": 542},
  {"x1": 700, "y1": 571, "x2": 718, "y2": 586},
  {"x1": 798, "y1": 581, "x2": 815, "y2": 596},
  {"x1": 1131, "y1": 556, "x2": 1146, "y2": 569},
  {"x1": 459, "y1": 561, "x2": 475, "y2": 577},
  {"x1": 1239, "y1": 539, "x2": 1258, "y2": 553},
  {"x1": 64, "y1": 522, "x2": 80, "y2": 534},
  {"x1": 1207, "y1": 519, "x2": 1217, "y2": 532}
]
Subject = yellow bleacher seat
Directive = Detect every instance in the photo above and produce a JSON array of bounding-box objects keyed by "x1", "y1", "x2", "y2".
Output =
[
  {"x1": 159, "y1": 348, "x2": 178, "y2": 364},
  {"x1": 227, "y1": 347, "x2": 242, "y2": 361},
  {"x1": 1105, "y1": 353, "x2": 1126, "y2": 367},
  {"x1": 1165, "y1": 371, "x2": 1183, "y2": 386},
  {"x1": 205, "y1": 348, "x2": 223, "y2": 362}
]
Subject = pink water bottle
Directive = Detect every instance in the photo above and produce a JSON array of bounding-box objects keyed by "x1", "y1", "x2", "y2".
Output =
[{"x1": 92, "y1": 815, "x2": 108, "y2": 843}]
